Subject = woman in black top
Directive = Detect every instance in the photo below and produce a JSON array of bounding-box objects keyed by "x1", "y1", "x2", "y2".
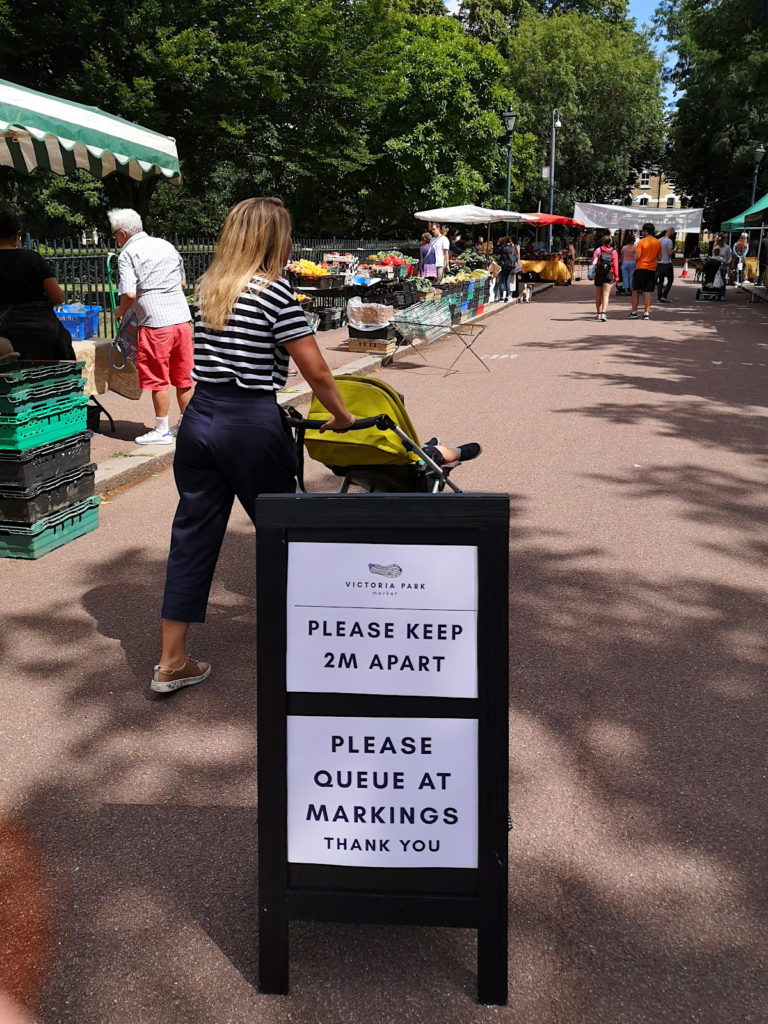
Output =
[{"x1": 0, "y1": 208, "x2": 74, "y2": 360}]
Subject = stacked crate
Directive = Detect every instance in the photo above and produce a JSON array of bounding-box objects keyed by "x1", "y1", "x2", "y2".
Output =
[{"x1": 0, "y1": 360, "x2": 98, "y2": 559}]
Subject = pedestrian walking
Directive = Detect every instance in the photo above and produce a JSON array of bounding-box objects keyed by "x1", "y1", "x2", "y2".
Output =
[
  {"x1": 656, "y1": 228, "x2": 675, "y2": 302},
  {"x1": 619, "y1": 232, "x2": 636, "y2": 294},
  {"x1": 496, "y1": 235, "x2": 520, "y2": 302},
  {"x1": 628, "y1": 222, "x2": 662, "y2": 320},
  {"x1": 109, "y1": 209, "x2": 194, "y2": 445},
  {"x1": 589, "y1": 234, "x2": 619, "y2": 321},
  {"x1": 151, "y1": 197, "x2": 354, "y2": 695}
]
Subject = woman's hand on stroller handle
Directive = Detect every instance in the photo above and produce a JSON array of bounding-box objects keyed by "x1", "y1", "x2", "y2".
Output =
[
  {"x1": 319, "y1": 412, "x2": 356, "y2": 433},
  {"x1": 286, "y1": 413, "x2": 396, "y2": 432}
]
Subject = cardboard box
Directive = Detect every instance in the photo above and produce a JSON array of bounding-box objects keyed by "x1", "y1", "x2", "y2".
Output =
[{"x1": 347, "y1": 336, "x2": 397, "y2": 354}]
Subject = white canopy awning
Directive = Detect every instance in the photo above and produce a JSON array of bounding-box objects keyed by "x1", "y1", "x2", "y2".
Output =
[
  {"x1": 573, "y1": 202, "x2": 703, "y2": 233},
  {"x1": 415, "y1": 205, "x2": 535, "y2": 225}
]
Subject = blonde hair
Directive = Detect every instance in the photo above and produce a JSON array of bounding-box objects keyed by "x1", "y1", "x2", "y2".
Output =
[{"x1": 196, "y1": 197, "x2": 292, "y2": 330}]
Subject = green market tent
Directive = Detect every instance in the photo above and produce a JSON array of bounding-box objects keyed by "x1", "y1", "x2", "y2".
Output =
[
  {"x1": 0, "y1": 77, "x2": 180, "y2": 183},
  {"x1": 720, "y1": 192, "x2": 768, "y2": 232}
]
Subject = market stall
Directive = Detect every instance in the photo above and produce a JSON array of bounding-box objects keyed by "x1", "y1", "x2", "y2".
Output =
[
  {"x1": 519, "y1": 258, "x2": 571, "y2": 284},
  {"x1": 721, "y1": 193, "x2": 768, "y2": 296}
]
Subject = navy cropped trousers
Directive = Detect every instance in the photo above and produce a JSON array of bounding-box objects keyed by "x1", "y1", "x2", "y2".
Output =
[{"x1": 161, "y1": 382, "x2": 297, "y2": 623}]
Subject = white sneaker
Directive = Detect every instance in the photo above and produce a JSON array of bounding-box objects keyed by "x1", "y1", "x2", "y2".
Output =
[{"x1": 135, "y1": 428, "x2": 174, "y2": 445}]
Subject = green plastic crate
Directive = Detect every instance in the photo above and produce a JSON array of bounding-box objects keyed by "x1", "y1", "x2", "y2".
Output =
[
  {"x1": 0, "y1": 376, "x2": 85, "y2": 416},
  {"x1": 0, "y1": 394, "x2": 88, "y2": 452},
  {"x1": 0, "y1": 496, "x2": 100, "y2": 559},
  {"x1": 0, "y1": 360, "x2": 85, "y2": 396}
]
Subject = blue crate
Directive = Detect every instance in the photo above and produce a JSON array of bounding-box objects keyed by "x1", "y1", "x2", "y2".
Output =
[
  {"x1": 54, "y1": 304, "x2": 103, "y2": 341},
  {"x1": 460, "y1": 301, "x2": 470, "y2": 313}
]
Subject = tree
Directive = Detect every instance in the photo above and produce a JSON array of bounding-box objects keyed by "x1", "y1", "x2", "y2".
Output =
[
  {"x1": 458, "y1": 0, "x2": 629, "y2": 50},
  {"x1": 658, "y1": 0, "x2": 768, "y2": 227},
  {"x1": 356, "y1": 13, "x2": 535, "y2": 233},
  {"x1": 507, "y1": 11, "x2": 665, "y2": 215},
  {"x1": 0, "y1": 0, "x2": 401, "y2": 232}
]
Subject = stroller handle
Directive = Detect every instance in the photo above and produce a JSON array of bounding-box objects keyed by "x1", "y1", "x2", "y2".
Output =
[{"x1": 286, "y1": 414, "x2": 395, "y2": 432}]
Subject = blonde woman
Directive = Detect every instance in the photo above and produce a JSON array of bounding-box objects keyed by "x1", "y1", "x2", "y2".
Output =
[{"x1": 151, "y1": 197, "x2": 354, "y2": 695}]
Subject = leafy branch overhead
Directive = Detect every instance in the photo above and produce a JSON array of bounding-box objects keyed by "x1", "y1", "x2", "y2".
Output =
[{"x1": 1, "y1": 0, "x2": 664, "y2": 235}]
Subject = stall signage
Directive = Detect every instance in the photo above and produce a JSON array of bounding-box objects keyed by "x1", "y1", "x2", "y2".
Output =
[
  {"x1": 286, "y1": 542, "x2": 478, "y2": 698},
  {"x1": 287, "y1": 715, "x2": 478, "y2": 868}
]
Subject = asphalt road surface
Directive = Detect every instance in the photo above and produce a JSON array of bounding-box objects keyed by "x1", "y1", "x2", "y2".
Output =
[{"x1": 1, "y1": 279, "x2": 766, "y2": 1024}]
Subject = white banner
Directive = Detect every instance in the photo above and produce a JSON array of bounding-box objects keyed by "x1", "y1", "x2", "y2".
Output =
[
  {"x1": 286, "y1": 542, "x2": 478, "y2": 698},
  {"x1": 287, "y1": 716, "x2": 479, "y2": 868},
  {"x1": 573, "y1": 201, "x2": 703, "y2": 233}
]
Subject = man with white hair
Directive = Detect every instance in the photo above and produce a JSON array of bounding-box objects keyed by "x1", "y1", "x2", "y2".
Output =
[{"x1": 109, "y1": 208, "x2": 193, "y2": 444}]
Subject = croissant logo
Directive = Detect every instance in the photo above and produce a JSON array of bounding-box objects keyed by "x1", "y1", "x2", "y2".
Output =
[{"x1": 368, "y1": 563, "x2": 403, "y2": 578}]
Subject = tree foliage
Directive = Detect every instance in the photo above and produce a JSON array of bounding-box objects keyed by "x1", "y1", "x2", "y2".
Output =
[
  {"x1": 0, "y1": 0, "x2": 664, "y2": 236},
  {"x1": 508, "y1": 11, "x2": 664, "y2": 215},
  {"x1": 658, "y1": 0, "x2": 768, "y2": 227}
]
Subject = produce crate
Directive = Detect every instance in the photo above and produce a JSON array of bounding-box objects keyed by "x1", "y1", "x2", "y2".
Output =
[
  {"x1": 0, "y1": 360, "x2": 85, "y2": 396},
  {"x1": 296, "y1": 274, "x2": 333, "y2": 290},
  {"x1": 0, "y1": 375, "x2": 85, "y2": 417},
  {"x1": 347, "y1": 337, "x2": 397, "y2": 355},
  {"x1": 348, "y1": 325, "x2": 396, "y2": 341},
  {"x1": 0, "y1": 394, "x2": 89, "y2": 452},
  {"x1": 0, "y1": 496, "x2": 100, "y2": 559},
  {"x1": 0, "y1": 462, "x2": 96, "y2": 524},
  {"x1": 0, "y1": 432, "x2": 91, "y2": 488},
  {"x1": 54, "y1": 305, "x2": 102, "y2": 341},
  {"x1": 476, "y1": 304, "x2": 486, "y2": 316}
]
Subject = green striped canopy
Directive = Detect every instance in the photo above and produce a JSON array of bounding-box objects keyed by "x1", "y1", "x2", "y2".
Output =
[{"x1": 0, "y1": 77, "x2": 180, "y2": 183}]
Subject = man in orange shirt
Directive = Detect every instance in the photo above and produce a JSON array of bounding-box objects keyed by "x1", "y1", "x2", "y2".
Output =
[{"x1": 628, "y1": 222, "x2": 662, "y2": 320}]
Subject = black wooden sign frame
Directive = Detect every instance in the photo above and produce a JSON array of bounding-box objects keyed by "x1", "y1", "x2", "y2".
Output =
[{"x1": 255, "y1": 493, "x2": 509, "y2": 1005}]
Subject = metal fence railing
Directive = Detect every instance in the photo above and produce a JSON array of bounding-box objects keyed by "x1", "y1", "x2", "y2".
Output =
[{"x1": 27, "y1": 235, "x2": 419, "y2": 338}]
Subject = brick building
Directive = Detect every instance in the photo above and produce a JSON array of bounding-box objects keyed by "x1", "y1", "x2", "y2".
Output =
[{"x1": 629, "y1": 169, "x2": 681, "y2": 210}]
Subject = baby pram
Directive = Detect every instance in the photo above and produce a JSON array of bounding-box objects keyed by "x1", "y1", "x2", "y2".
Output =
[
  {"x1": 696, "y1": 257, "x2": 726, "y2": 301},
  {"x1": 285, "y1": 375, "x2": 477, "y2": 493}
]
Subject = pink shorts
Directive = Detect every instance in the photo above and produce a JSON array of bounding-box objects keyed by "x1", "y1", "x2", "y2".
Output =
[{"x1": 136, "y1": 322, "x2": 194, "y2": 390}]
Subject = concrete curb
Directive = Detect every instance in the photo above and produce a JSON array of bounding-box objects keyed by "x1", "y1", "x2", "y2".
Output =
[{"x1": 95, "y1": 282, "x2": 555, "y2": 497}]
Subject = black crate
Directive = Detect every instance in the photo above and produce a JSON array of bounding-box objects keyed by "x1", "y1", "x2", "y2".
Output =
[
  {"x1": 348, "y1": 325, "x2": 396, "y2": 340},
  {"x1": 0, "y1": 431, "x2": 91, "y2": 489},
  {"x1": 0, "y1": 462, "x2": 96, "y2": 523}
]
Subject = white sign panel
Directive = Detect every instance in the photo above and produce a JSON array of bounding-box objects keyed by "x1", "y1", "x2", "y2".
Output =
[
  {"x1": 288, "y1": 716, "x2": 478, "y2": 868},
  {"x1": 286, "y1": 542, "x2": 478, "y2": 698}
]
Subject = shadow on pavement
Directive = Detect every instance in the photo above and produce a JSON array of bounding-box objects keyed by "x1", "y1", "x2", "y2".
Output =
[{"x1": 0, "y1": 471, "x2": 765, "y2": 1022}]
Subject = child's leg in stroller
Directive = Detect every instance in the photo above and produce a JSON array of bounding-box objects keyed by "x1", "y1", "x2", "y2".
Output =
[{"x1": 421, "y1": 440, "x2": 482, "y2": 466}]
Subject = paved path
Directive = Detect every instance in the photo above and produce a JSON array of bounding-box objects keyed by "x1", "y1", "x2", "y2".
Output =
[{"x1": 1, "y1": 279, "x2": 766, "y2": 1023}]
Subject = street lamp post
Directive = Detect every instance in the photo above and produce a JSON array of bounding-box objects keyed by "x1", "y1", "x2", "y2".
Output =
[
  {"x1": 751, "y1": 144, "x2": 765, "y2": 206},
  {"x1": 547, "y1": 109, "x2": 562, "y2": 251},
  {"x1": 502, "y1": 105, "x2": 517, "y2": 236}
]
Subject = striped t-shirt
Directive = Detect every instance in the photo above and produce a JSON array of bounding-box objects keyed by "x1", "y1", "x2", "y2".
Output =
[{"x1": 192, "y1": 276, "x2": 310, "y2": 390}]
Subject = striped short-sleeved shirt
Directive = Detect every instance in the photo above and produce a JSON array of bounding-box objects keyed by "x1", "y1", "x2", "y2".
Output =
[
  {"x1": 192, "y1": 276, "x2": 311, "y2": 391},
  {"x1": 117, "y1": 232, "x2": 191, "y2": 328}
]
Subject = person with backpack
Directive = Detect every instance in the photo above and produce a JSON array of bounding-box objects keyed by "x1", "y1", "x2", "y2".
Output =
[
  {"x1": 496, "y1": 235, "x2": 520, "y2": 302},
  {"x1": 588, "y1": 234, "x2": 619, "y2": 321}
]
